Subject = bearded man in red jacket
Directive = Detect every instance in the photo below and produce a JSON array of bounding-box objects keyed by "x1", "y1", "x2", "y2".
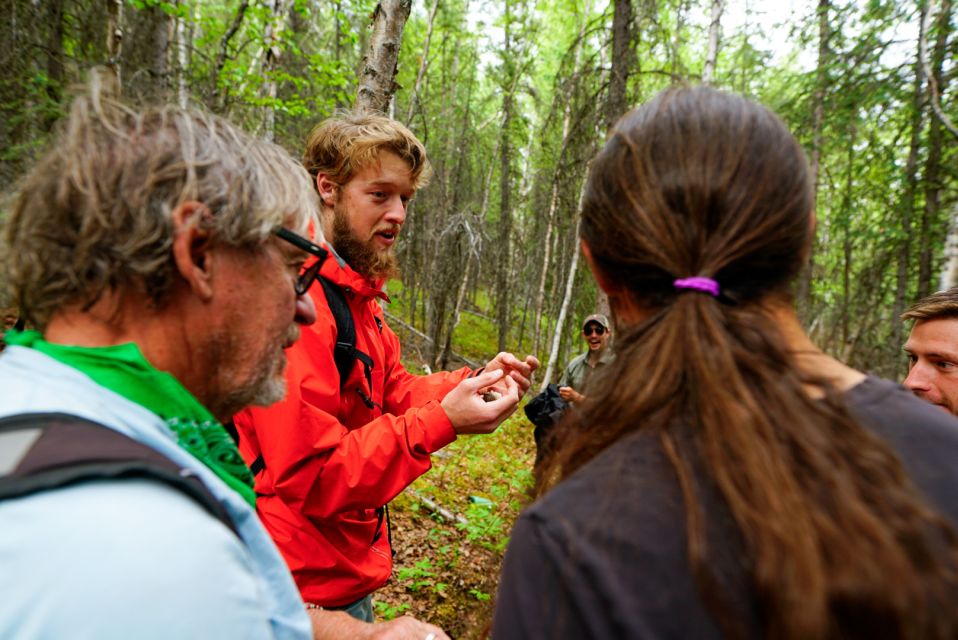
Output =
[{"x1": 233, "y1": 113, "x2": 538, "y2": 621}]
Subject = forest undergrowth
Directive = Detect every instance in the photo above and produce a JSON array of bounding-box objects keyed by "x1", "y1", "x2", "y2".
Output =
[
  {"x1": 376, "y1": 288, "x2": 540, "y2": 637},
  {"x1": 377, "y1": 411, "x2": 535, "y2": 637}
]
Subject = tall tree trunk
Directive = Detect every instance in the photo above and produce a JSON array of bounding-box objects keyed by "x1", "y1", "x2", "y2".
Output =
[
  {"x1": 106, "y1": 0, "x2": 124, "y2": 87},
  {"x1": 176, "y1": 1, "x2": 192, "y2": 108},
  {"x1": 262, "y1": 0, "x2": 292, "y2": 142},
  {"x1": 891, "y1": 4, "x2": 927, "y2": 375},
  {"x1": 356, "y1": 0, "x2": 412, "y2": 114},
  {"x1": 495, "y1": 103, "x2": 514, "y2": 352},
  {"x1": 495, "y1": 0, "x2": 515, "y2": 353},
  {"x1": 531, "y1": 205, "x2": 556, "y2": 360},
  {"x1": 213, "y1": 0, "x2": 250, "y2": 110},
  {"x1": 917, "y1": 0, "x2": 954, "y2": 298},
  {"x1": 839, "y1": 124, "x2": 856, "y2": 358},
  {"x1": 797, "y1": 0, "x2": 830, "y2": 320},
  {"x1": 596, "y1": 0, "x2": 635, "y2": 318},
  {"x1": 670, "y1": 0, "x2": 688, "y2": 79},
  {"x1": 43, "y1": 0, "x2": 65, "y2": 129},
  {"x1": 334, "y1": 0, "x2": 343, "y2": 64},
  {"x1": 702, "y1": 0, "x2": 724, "y2": 84},
  {"x1": 438, "y1": 213, "x2": 482, "y2": 370},
  {"x1": 606, "y1": 0, "x2": 634, "y2": 132},
  {"x1": 151, "y1": 5, "x2": 172, "y2": 102},
  {"x1": 939, "y1": 203, "x2": 958, "y2": 290},
  {"x1": 921, "y1": 0, "x2": 958, "y2": 142},
  {"x1": 404, "y1": 0, "x2": 440, "y2": 124},
  {"x1": 541, "y1": 179, "x2": 590, "y2": 391},
  {"x1": 541, "y1": 220, "x2": 582, "y2": 391},
  {"x1": 436, "y1": 60, "x2": 480, "y2": 366},
  {"x1": 531, "y1": 29, "x2": 584, "y2": 361}
]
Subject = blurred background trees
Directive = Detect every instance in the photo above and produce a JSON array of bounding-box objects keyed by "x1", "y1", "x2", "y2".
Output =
[{"x1": 1, "y1": 0, "x2": 955, "y2": 381}]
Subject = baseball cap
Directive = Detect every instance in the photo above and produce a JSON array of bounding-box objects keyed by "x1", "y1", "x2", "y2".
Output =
[{"x1": 582, "y1": 314, "x2": 610, "y2": 330}]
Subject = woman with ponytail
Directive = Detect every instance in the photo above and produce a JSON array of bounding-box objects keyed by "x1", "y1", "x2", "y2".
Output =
[{"x1": 492, "y1": 86, "x2": 958, "y2": 639}]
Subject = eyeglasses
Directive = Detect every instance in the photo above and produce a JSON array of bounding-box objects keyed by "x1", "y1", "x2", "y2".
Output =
[
  {"x1": 583, "y1": 325, "x2": 606, "y2": 337},
  {"x1": 273, "y1": 227, "x2": 328, "y2": 295}
]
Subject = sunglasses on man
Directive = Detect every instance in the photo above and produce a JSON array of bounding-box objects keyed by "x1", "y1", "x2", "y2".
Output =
[
  {"x1": 583, "y1": 324, "x2": 606, "y2": 337},
  {"x1": 274, "y1": 227, "x2": 328, "y2": 295}
]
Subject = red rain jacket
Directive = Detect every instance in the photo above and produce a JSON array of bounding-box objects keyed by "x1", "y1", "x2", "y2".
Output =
[{"x1": 233, "y1": 248, "x2": 471, "y2": 606}]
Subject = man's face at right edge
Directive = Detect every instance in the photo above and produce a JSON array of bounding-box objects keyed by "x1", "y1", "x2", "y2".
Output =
[{"x1": 903, "y1": 316, "x2": 958, "y2": 415}]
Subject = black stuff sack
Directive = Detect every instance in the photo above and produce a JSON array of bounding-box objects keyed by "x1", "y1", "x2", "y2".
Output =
[{"x1": 523, "y1": 384, "x2": 569, "y2": 428}]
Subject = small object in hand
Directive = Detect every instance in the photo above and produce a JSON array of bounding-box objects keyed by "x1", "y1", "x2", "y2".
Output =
[{"x1": 482, "y1": 389, "x2": 502, "y2": 402}]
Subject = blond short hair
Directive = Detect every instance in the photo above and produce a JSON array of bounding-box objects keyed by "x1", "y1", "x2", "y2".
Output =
[
  {"x1": 2, "y1": 71, "x2": 319, "y2": 330},
  {"x1": 302, "y1": 112, "x2": 431, "y2": 190},
  {"x1": 902, "y1": 288, "x2": 958, "y2": 322}
]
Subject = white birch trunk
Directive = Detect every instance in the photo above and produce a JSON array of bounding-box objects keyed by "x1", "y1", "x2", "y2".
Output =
[
  {"x1": 939, "y1": 203, "x2": 958, "y2": 290},
  {"x1": 540, "y1": 178, "x2": 589, "y2": 391},
  {"x1": 262, "y1": 0, "x2": 293, "y2": 142},
  {"x1": 356, "y1": 0, "x2": 413, "y2": 114},
  {"x1": 531, "y1": 8, "x2": 589, "y2": 360},
  {"x1": 702, "y1": 0, "x2": 724, "y2": 84},
  {"x1": 176, "y1": 2, "x2": 191, "y2": 108},
  {"x1": 531, "y1": 104, "x2": 576, "y2": 359},
  {"x1": 540, "y1": 222, "x2": 581, "y2": 391}
]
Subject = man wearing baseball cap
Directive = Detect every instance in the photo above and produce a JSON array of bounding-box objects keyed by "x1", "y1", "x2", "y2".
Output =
[{"x1": 558, "y1": 314, "x2": 614, "y2": 404}]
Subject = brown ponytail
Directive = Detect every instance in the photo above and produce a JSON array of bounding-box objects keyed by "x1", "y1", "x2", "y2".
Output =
[{"x1": 539, "y1": 86, "x2": 958, "y2": 639}]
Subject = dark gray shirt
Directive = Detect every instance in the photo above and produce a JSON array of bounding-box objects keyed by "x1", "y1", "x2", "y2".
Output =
[
  {"x1": 558, "y1": 349, "x2": 615, "y2": 393},
  {"x1": 493, "y1": 377, "x2": 958, "y2": 639}
]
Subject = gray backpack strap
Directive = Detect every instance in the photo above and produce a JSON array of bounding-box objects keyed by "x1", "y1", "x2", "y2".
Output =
[{"x1": 0, "y1": 412, "x2": 239, "y2": 537}]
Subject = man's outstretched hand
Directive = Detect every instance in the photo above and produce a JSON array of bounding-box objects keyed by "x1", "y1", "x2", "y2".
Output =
[
  {"x1": 442, "y1": 369, "x2": 520, "y2": 435},
  {"x1": 482, "y1": 352, "x2": 540, "y2": 397},
  {"x1": 309, "y1": 609, "x2": 449, "y2": 640}
]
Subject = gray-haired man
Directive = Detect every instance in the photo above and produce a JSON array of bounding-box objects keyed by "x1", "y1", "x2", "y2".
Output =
[{"x1": 0, "y1": 75, "x2": 446, "y2": 640}]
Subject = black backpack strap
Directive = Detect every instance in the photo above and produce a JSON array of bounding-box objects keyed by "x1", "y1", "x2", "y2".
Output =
[
  {"x1": 318, "y1": 275, "x2": 377, "y2": 406},
  {"x1": 222, "y1": 418, "x2": 264, "y2": 476},
  {"x1": 0, "y1": 412, "x2": 239, "y2": 537},
  {"x1": 319, "y1": 275, "x2": 357, "y2": 386}
]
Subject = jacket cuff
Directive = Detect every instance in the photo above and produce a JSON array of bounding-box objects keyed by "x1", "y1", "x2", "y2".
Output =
[{"x1": 419, "y1": 400, "x2": 457, "y2": 453}]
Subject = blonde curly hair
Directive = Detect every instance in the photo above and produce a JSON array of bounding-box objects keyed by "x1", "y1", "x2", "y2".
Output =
[{"x1": 302, "y1": 111, "x2": 431, "y2": 191}]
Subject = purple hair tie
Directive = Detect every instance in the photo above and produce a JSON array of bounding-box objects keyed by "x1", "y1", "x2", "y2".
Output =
[{"x1": 673, "y1": 276, "x2": 720, "y2": 298}]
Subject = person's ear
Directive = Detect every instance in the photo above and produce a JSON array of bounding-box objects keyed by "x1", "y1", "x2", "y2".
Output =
[
  {"x1": 171, "y1": 201, "x2": 216, "y2": 302},
  {"x1": 316, "y1": 173, "x2": 338, "y2": 209},
  {"x1": 580, "y1": 239, "x2": 619, "y2": 295},
  {"x1": 582, "y1": 239, "x2": 646, "y2": 325}
]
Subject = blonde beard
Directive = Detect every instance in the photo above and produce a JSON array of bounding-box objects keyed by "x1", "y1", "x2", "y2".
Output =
[{"x1": 330, "y1": 201, "x2": 400, "y2": 281}]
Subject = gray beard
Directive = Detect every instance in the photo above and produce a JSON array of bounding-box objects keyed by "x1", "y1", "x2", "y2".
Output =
[{"x1": 207, "y1": 323, "x2": 298, "y2": 419}]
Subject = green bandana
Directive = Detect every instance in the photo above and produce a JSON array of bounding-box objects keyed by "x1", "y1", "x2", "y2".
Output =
[{"x1": 5, "y1": 329, "x2": 255, "y2": 506}]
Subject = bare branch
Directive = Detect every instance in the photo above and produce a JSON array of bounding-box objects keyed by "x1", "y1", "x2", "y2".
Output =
[{"x1": 921, "y1": 0, "x2": 958, "y2": 141}]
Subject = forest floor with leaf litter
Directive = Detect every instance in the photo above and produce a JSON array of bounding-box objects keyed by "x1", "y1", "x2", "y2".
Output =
[{"x1": 375, "y1": 410, "x2": 536, "y2": 638}]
